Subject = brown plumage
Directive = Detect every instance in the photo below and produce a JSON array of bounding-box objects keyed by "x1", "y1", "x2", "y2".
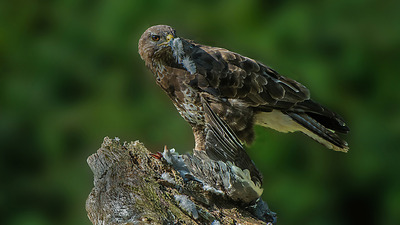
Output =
[{"x1": 138, "y1": 25, "x2": 350, "y2": 152}]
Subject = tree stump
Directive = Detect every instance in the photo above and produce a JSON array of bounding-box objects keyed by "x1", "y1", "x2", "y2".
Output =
[{"x1": 86, "y1": 137, "x2": 275, "y2": 224}]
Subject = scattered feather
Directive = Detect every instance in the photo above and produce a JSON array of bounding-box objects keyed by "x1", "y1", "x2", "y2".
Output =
[
  {"x1": 202, "y1": 184, "x2": 224, "y2": 195},
  {"x1": 211, "y1": 220, "x2": 221, "y2": 225},
  {"x1": 161, "y1": 172, "x2": 175, "y2": 184},
  {"x1": 174, "y1": 195, "x2": 199, "y2": 219}
]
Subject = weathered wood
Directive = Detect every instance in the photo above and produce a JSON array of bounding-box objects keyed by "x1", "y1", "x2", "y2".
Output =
[{"x1": 86, "y1": 137, "x2": 274, "y2": 224}]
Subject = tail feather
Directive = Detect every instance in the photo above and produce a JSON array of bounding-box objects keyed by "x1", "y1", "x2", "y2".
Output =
[
  {"x1": 295, "y1": 99, "x2": 350, "y2": 134},
  {"x1": 254, "y1": 110, "x2": 349, "y2": 152},
  {"x1": 286, "y1": 112, "x2": 349, "y2": 152}
]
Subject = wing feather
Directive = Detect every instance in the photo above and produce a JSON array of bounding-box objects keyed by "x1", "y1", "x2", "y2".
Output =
[
  {"x1": 169, "y1": 38, "x2": 349, "y2": 139},
  {"x1": 187, "y1": 41, "x2": 311, "y2": 108},
  {"x1": 201, "y1": 93, "x2": 262, "y2": 185}
]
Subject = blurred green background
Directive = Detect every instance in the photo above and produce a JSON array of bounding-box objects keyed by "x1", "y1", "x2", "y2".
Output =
[{"x1": 1, "y1": 0, "x2": 399, "y2": 224}]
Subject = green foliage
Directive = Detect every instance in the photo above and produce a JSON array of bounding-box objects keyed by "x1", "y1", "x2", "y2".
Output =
[{"x1": 1, "y1": 0, "x2": 399, "y2": 224}]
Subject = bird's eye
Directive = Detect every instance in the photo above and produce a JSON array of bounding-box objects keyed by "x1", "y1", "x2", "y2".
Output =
[{"x1": 151, "y1": 35, "x2": 160, "y2": 41}]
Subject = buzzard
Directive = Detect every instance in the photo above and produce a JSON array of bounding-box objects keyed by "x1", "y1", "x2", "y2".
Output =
[{"x1": 138, "y1": 25, "x2": 349, "y2": 153}]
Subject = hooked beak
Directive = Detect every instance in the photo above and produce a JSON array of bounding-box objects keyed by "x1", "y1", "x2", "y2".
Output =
[
  {"x1": 166, "y1": 34, "x2": 174, "y2": 42},
  {"x1": 158, "y1": 34, "x2": 174, "y2": 46}
]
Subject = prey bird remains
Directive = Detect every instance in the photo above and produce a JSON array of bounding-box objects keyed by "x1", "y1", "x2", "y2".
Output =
[{"x1": 138, "y1": 25, "x2": 350, "y2": 152}]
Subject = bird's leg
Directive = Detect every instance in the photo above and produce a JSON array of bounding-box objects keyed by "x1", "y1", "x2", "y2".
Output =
[{"x1": 192, "y1": 126, "x2": 206, "y2": 151}]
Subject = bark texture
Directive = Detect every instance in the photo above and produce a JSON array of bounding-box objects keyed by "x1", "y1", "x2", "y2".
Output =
[{"x1": 86, "y1": 137, "x2": 273, "y2": 225}]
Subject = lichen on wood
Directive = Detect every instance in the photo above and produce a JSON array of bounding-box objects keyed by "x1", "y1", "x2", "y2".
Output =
[{"x1": 86, "y1": 137, "x2": 274, "y2": 224}]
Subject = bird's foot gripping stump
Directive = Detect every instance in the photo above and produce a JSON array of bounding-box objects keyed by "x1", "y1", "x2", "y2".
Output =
[{"x1": 86, "y1": 137, "x2": 276, "y2": 224}]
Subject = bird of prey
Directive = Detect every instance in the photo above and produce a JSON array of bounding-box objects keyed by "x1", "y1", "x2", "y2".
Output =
[{"x1": 138, "y1": 25, "x2": 350, "y2": 153}]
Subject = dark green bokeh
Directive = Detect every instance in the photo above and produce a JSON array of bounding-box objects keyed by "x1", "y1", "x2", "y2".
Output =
[{"x1": 1, "y1": 0, "x2": 399, "y2": 224}]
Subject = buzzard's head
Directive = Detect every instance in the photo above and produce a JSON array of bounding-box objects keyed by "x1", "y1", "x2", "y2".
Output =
[{"x1": 138, "y1": 25, "x2": 177, "y2": 65}]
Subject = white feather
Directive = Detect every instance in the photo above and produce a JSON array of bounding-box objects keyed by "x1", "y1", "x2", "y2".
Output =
[
  {"x1": 170, "y1": 38, "x2": 196, "y2": 74},
  {"x1": 254, "y1": 110, "x2": 344, "y2": 151},
  {"x1": 174, "y1": 195, "x2": 199, "y2": 219}
]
